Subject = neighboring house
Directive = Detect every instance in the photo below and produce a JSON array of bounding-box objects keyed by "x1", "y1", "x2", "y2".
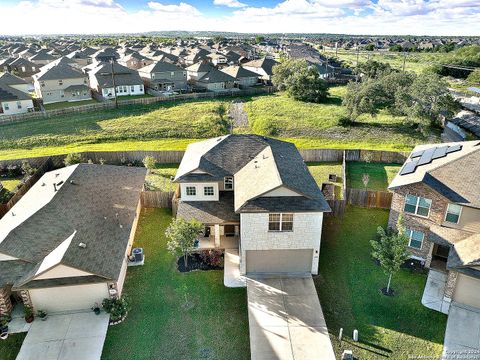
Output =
[
  {"x1": 184, "y1": 49, "x2": 210, "y2": 66},
  {"x1": 29, "y1": 49, "x2": 56, "y2": 66},
  {"x1": 388, "y1": 141, "x2": 480, "y2": 313},
  {"x1": 174, "y1": 134, "x2": 331, "y2": 275},
  {"x1": 243, "y1": 57, "x2": 279, "y2": 84},
  {"x1": 119, "y1": 52, "x2": 154, "y2": 70},
  {"x1": 91, "y1": 47, "x2": 119, "y2": 63},
  {"x1": 3, "y1": 57, "x2": 39, "y2": 79},
  {"x1": 0, "y1": 72, "x2": 34, "y2": 115},
  {"x1": 33, "y1": 62, "x2": 91, "y2": 104},
  {"x1": 185, "y1": 61, "x2": 214, "y2": 81},
  {"x1": 220, "y1": 65, "x2": 259, "y2": 88},
  {"x1": 89, "y1": 62, "x2": 144, "y2": 99},
  {"x1": 207, "y1": 53, "x2": 228, "y2": 67},
  {"x1": 138, "y1": 61, "x2": 187, "y2": 92},
  {"x1": 196, "y1": 68, "x2": 236, "y2": 92},
  {"x1": 0, "y1": 164, "x2": 146, "y2": 314}
]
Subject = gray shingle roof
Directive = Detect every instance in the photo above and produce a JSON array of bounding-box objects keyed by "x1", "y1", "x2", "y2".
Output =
[
  {"x1": 139, "y1": 61, "x2": 184, "y2": 74},
  {"x1": 220, "y1": 65, "x2": 259, "y2": 79},
  {"x1": 198, "y1": 68, "x2": 235, "y2": 83},
  {"x1": 35, "y1": 62, "x2": 85, "y2": 81},
  {"x1": 177, "y1": 192, "x2": 239, "y2": 224},
  {"x1": 90, "y1": 62, "x2": 143, "y2": 88},
  {"x1": 0, "y1": 164, "x2": 146, "y2": 285}
]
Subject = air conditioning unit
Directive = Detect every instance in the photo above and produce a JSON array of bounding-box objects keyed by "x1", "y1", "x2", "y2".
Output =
[{"x1": 132, "y1": 248, "x2": 144, "y2": 262}]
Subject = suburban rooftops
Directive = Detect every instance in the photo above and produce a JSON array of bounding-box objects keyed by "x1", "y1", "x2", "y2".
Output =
[{"x1": 389, "y1": 140, "x2": 480, "y2": 208}]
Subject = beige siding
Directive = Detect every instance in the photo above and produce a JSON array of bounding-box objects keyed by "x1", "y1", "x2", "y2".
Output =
[
  {"x1": 453, "y1": 273, "x2": 480, "y2": 308},
  {"x1": 443, "y1": 205, "x2": 480, "y2": 233},
  {"x1": 263, "y1": 187, "x2": 302, "y2": 197},
  {"x1": 35, "y1": 264, "x2": 93, "y2": 280},
  {"x1": 29, "y1": 283, "x2": 109, "y2": 312},
  {"x1": 180, "y1": 182, "x2": 219, "y2": 201}
]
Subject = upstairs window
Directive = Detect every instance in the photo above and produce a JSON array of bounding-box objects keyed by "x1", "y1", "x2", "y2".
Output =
[
  {"x1": 445, "y1": 204, "x2": 462, "y2": 224},
  {"x1": 16, "y1": 101, "x2": 22, "y2": 109},
  {"x1": 406, "y1": 228, "x2": 424, "y2": 249},
  {"x1": 404, "y1": 194, "x2": 432, "y2": 217},
  {"x1": 58, "y1": 79, "x2": 63, "y2": 86},
  {"x1": 186, "y1": 186, "x2": 196, "y2": 196},
  {"x1": 204, "y1": 186, "x2": 214, "y2": 196},
  {"x1": 268, "y1": 213, "x2": 294, "y2": 232},
  {"x1": 224, "y1": 176, "x2": 233, "y2": 190}
]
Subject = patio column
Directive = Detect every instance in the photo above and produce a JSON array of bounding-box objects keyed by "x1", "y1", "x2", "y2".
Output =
[
  {"x1": 0, "y1": 286, "x2": 13, "y2": 316},
  {"x1": 214, "y1": 224, "x2": 221, "y2": 248}
]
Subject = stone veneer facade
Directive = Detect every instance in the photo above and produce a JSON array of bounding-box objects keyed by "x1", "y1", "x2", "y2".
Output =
[
  {"x1": 0, "y1": 286, "x2": 13, "y2": 316},
  {"x1": 239, "y1": 212, "x2": 323, "y2": 275},
  {"x1": 388, "y1": 182, "x2": 451, "y2": 266}
]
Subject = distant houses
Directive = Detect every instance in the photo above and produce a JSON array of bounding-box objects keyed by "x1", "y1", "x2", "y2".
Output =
[
  {"x1": 89, "y1": 62, "x2": 144, "y2": 99},
  {"x1": 138, "y1": 61, "x2": 187, "y2": 93}
]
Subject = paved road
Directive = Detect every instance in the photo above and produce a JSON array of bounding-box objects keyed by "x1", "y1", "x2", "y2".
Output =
[{"x1": 247, "y1": 276, "x2": 336, "y2": 360}]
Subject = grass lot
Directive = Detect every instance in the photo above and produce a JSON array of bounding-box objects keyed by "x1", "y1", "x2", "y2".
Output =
[
  {"x1": 245, "y1": 87, "x2": 430, "y2": 150},
  {"x1": 0, "y1": 177, "x2": 22, "y2": 203},
  {"x1": 102, "y1": 208, "x2": 249, "y2": 360},
  {"x1": 306, "y1": 162, "x2": 343, "y2": 199},
  {"x1": 0, "y1": 333, "x2": 26, "y2": 360},
  {"x1": 44, "y1": 99, "x2": 98, "y2": 110},
  {"x1": 144, "y1": 163, "x2": 178, "y2": 191},
  {"x1": 0, "y1": 86, "x2": 428, "y2": 161},
  {"x1": 316, "y1": 206, "x2": 447, "y2": 359},
  {"x1": 347, "y1": 162, "x2": 401, "y2": 191}
]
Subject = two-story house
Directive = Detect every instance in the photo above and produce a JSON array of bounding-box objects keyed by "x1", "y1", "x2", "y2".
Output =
[
  {"x1": 388, "y1": 141, "x2": 480, "y2": 315},
  {"x1": 0, "y1": 72, "x2": 34, "y2": 115},
  {"x1": 33, "y1": 62, "x2": 91, "y2": 104},
  {"x1": 138, "y1": 61, "x2": 187, "y2": 92},
  {"x1": 173, "y1": 134, "x2": 331, "y2": 275},
  {"x1": 243, "y1": 57, "x2": 279, "y2": 84},
  {"x1": 89, "y1": 62, "x2": 144, "y2": 99}
]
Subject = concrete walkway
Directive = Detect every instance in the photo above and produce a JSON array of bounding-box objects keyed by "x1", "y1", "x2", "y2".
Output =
[
  {"x1": 224, "y1": 248, "x2": 246, "y2": 288},
  {"x1": 16, "y1": 311, "x2": 110, "y2": 360},
  {"x1": 247, "y1": 276, "x2": 335, "y2": 360},
  {"x1": 421, "y1": 270, "x2": 450, "y2": 314},
  {"x1": 443, "y1": 302, "x2": 480, "y2": 360}
]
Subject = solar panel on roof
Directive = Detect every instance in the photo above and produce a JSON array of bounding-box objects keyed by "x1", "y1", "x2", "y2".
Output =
[
  {"x1": 400, "y1": 158, "x2": 419, "y2": 175},
  {"x1": 446, "y1": 144, "x2": 462, "y2": 154},
  {"x1": 410, "y1": 150, "x2": 424, "y2": 158},
  {"x1": 417, "y1": 147, "x2": 436, "y2": 166},
  {"x1": 432, "y1": 146, "x2": 448, "y2": 160}
]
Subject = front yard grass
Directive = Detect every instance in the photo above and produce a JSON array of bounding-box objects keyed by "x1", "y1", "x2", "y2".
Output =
[
  {"x1": 0, "y1": 333, "x2": 26, "y2": 360},
  {"x1": 316, "y1": 206, "x2": 447, "y2": 359},
  {"x1": 346, "y1": 162, "x2": 401, "y2": 191},
  {"x1": 102, "y1": 208, "x2": 249, "y2": 360},
  {"x1": 307, "y1": 162, "x2": 344, "y2": 199}
]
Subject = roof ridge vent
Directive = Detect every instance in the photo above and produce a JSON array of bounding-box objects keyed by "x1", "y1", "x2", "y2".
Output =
[{"x1": 78, "y1": 242, "x2": 87, "y2": 248}]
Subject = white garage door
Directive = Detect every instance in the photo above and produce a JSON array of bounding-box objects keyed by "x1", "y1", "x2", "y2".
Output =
[
  {"x1": 246, "y1": 249, "x2": 313, "y2": 274},
  {"x1": 453, "y1": 274, "x2": 480, "y2": 308},
  {"x1": 29, "y1": 283, "x2": 109, "y2": 313}
]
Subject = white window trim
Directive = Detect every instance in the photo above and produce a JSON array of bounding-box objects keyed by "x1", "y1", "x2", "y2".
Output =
[
  {"x1": 444, "y1": 203, "x2": 462, "y2": 224},
  {"x1": 203, "y1": 186, "x2": 214, "y2": 196},
  {"x1": 407, "y1": 228, "x2": 424, "y2": 250},
  {"x1": 224, "y1": 176, "x2": 234, "y2": 190},
  {"x1": 268, "y1": 213, "x2": 294, "y2": 232},
  {"x1": 404, "y1": 194, "x2": 432, "y2": 219},
  {"x1": 186, "y1": 186, "x2": 196, "y2": 196}
]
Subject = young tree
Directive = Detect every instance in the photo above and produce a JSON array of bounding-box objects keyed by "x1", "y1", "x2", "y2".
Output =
[
  {"x1": 64, "y1": 153, "x2": 83, "y2": 166},
  {"x1": 142, "y1": 156, "x2": 156, "y2": 172},
  {"x1": 355, "y1": 60, "x2": 393, "y2": 79},
  {"x1": 370, "y1": 216, "x2": 410, "y2": 295},
  {"x1": 362, "y1": 173, "x2": 370, "y2": 190},
  {"x1": 467, "y1": 69, "x2": 480, "y2": 85},
  {"x1": 165, "y1": 218, "x2": 203, "y2": 267}
]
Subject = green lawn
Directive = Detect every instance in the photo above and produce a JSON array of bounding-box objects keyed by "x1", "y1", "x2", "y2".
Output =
[
  {"x1": 307, "y1": 162, "x2": 344, "y2": 199},
  {"x1": 347, "y1": 162, "x2": 401, "y2": 191},
  {"x1": 0, "y1": 88, "x2": 428, "y2": 161},
  {"x1": 44, "y1": 99, "x2": 98, "y2": 110},
  {"x1": 0, "y1": 177, "x2": 22, "y2": 203},
  {"x1": 0, "y1": 333, "x2": 26, "y2": 360},
  {"x1": 316, "y1": 206, "x2": 447, "y2": 359},
  {"x1": 144, "y1": 163, "x2": 179, "y2": 192},
  {"x1": 102, "y1": 208, "x2": 249, "y2": 360}
]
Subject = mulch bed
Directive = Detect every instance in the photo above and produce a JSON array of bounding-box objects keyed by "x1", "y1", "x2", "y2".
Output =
[{"x1": 177, "y1": 253, "x2": 224, "y2": 273}]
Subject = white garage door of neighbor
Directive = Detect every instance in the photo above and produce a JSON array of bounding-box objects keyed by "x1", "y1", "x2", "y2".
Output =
[
  {"x1": 453, "y1": 274, "x2": 480, "y2": 308},
  {"x1": 29, "y1": 283, "x2": 109, "y2": 313},
  {"x1": 246, "y1": 249, "x2": 313, "y2": 274}
]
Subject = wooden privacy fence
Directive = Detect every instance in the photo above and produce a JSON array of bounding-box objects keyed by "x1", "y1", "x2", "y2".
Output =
[
  {"x1": 345, "y1": 149, "x2": 408, "y2": 164},
  {"x1": 326, "y1": 199, "x2": 346, "y2": 217},
  {"x1": 0, "y1": 158, "x2": 54, "y2": 218},
  {"x1": 140, "y1": 190, "x2": 175, "y2": 209},
  {"x1": 345, "y1": 188, "x2": 393, "y2": 209},
  {"x1": 0, "y1": 87, "x2": 275, "y2": 125}
]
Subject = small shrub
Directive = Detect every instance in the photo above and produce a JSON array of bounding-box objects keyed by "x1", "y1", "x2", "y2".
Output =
[
  {"x1": 21, "y1": 160, "x2": 35, "y2": 177},
  {"x1": 64, "y1": 153, "x2": 83, "y2": 166},
  {"x1": 143, "y1": 156, "x2": 156, "y2": 170},
  {"x1": 102, "y1": 297, "x2": 129, "y2": 321},
  {"x1": 339, "y1": 116, "x2": 354, "y2": 127},
  {"x1": 199, "y1": 250, "x2": 224, "y2": 267}
]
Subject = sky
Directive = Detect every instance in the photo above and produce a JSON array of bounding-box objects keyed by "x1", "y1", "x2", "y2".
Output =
[{"x1": 0, "y1": 0, "x2": 479, "y2": 36}]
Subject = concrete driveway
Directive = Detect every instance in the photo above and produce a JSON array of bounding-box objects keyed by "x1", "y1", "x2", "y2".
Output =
[
  {"x1": 247, "y1": 276, "x2": 335, "y2": 360},
  {"x1": 16, "y1": 311, "x2": 110, "y2": 360},
  {"x1": 443, "y1": 302, "x2": 480, "y2": 360}
]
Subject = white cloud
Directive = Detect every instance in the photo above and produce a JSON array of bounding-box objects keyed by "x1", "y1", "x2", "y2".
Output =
[
  {"x1": 0, "y1": 0, "x2": 478, "y2": 36},
  {"x1": 213, "y1": 0, "x2": 247, "y2": 8}
]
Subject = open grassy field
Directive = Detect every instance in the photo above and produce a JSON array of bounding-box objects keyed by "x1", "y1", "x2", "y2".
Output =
[
  {"x1": 144, "y1": 163, "x2": 178, "y2": 192},
  {"x1": 102, "y1": 208, "x2": 250, "y2": 360},
  {"x1": 0, "y1": 87, "x2": 430, "y2": 161},
  {"x1": 347, "y1": 162, "x2": 401, "y2": 191},
  {"x1": 316, "y1": 206, "x2": 447, "y2": 359}
]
